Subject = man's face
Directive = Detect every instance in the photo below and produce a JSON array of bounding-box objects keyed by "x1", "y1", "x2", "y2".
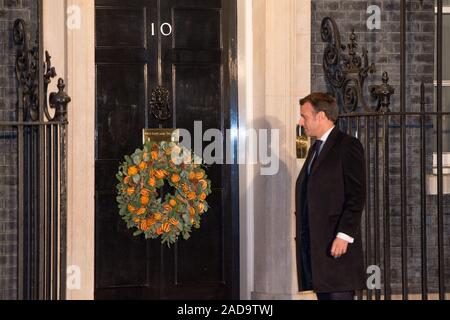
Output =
[{"x1": 299, "y1": 102, "x2": 320, "y2": 138}]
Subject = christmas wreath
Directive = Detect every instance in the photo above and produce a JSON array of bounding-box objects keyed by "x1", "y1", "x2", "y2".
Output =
[{"x1": 116, "y1": 141, "x2": 212, "y2": 246}]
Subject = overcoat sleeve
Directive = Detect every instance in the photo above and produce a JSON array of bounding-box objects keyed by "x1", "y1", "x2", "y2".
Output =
[{"x1": 337, "y1": 137, "x2": 366, "y2": 237}]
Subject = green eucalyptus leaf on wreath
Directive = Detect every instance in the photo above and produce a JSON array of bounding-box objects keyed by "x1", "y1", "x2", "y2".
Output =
[
  {"x1": 124, "y1": 155, "x2": 133, "y2": 165},
  {"x1": 132, "y1": 174, "x2": 141, "y2": 184},
  {"x1": 133, "y1": 155, "x2": 141, "y2": 165},
  {"x1": 182, "y1": 232, "x2": 191, "y2": 240}
]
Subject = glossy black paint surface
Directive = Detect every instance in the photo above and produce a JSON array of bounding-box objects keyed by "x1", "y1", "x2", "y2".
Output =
[{"x1": 94, "y1": 0, "x2": 239, "y2": 300}]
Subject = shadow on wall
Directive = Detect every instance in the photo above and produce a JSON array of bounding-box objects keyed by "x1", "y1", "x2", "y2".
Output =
[{"x1": 246, "y1": 115, "x2": 297, "y2": 298}]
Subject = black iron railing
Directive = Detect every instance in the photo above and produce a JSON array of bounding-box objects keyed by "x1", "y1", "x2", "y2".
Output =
[
  {"x1": 321, "y1": 2, "x2": 448, "y2": 301},
  {"x1": 0, "y1": 16, "x2": 70, "y2": 300}
]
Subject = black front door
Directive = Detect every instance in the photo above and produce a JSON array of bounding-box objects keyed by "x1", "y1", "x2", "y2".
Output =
[{"x1": 94, "y1": 0, "x2": 239, "y2": 299}]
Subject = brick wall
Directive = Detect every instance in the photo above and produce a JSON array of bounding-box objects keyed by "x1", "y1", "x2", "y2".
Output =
[
  {"x1": 0, "y1": 0, "x2": 37, "y2": 300},
  {"x1": 312, "y1": 0, "x2": 450, "y2": 295}
]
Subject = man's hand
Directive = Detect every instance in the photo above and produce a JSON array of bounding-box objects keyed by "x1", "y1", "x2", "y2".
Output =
[{"x1": 331, "y1": 237, "x2": 349, "y2": 258}]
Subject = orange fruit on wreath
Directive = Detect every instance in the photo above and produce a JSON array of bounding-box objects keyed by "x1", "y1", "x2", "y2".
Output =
[
  {"x1": 127, "y1": 187, "x2": 135, "y2": 196},
  {"x1": 140, "y1": 220, "x2": 150, "y2": 231},
  {"x1": 162, "y1": 223, "x2": 171, "y2": 233},
  {"x1": 199, "y1": 180, "x2": 208, "y2": 190},
  {"x1": 169, "y1": 199, "x2": 177, "y2": 207},
  {"x1": 128, "y1": 166, "x2": 138, "y2": 176},
  {"x1": 171, "y1": 174, "x2": 181, "y2": 184},
  {"x1": 195, "y1": 172, "x2": 205, "y2": 180},
  {"x1": 139, "y1": 162, "x2": 147, "y2": 171},
  {"x1": 140, "y1": 196, "x2": 150, "y2": 206},
  {"x1": 136, "y1": 207, "x2": 146, "y2": 216},
  {"x1": 153, "y1": 212, "x2": 162, "y2": 221},
  {"x1": 187, "y1": 192, "x2": 196, "y2": 200},
  {"x1": 155, "y1": 170, "x2": 166, "y2": 179},
  {"x1": 148, "y1": 177, "x2": 156, "y2": 187}
]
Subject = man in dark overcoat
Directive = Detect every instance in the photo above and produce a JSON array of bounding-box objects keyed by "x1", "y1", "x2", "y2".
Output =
[{"x1": 296, "y1": 92, "x2": 366, "y2": 300}]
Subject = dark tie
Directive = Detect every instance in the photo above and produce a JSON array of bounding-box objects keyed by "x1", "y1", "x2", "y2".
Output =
[{"x1": 307, "y1": 140, "x2": 322, "y2": 176}]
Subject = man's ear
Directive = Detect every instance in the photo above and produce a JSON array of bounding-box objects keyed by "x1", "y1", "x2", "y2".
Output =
[{"x1": 318, "y1": 111, "x2": 326, "y2": 121}]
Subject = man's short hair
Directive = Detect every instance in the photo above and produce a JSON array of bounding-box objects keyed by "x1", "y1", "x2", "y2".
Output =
[{"x1": 300, "y1": 92, "x2": 339, "y2": 123}]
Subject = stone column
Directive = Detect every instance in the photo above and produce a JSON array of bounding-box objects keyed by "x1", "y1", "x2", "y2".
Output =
[
  {"x1": 251, "y1": 0, "x2": 314, "y2": 300},
  {"x1": 43, "y1": 0, "x2": 96, "y2": 300},
  {"x1": 65, "y1": 0, "x2": 96, "y2": 300}
]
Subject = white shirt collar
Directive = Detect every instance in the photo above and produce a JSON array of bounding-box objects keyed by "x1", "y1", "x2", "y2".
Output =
[{"x1": 318, "y1": 126, "x2": 335, "y2": 144}]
